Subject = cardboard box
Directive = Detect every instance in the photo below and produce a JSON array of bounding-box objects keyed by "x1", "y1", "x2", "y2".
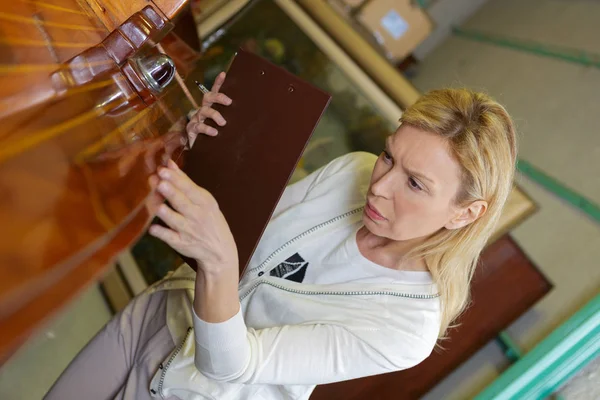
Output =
[{"x1": 356, "y1": 0, "x2": 432, "y2": 62}]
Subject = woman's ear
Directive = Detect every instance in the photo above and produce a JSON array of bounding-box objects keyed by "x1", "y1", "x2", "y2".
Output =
[{"x1": 445, "y1": 200, "x2": 488, "y2": 230}]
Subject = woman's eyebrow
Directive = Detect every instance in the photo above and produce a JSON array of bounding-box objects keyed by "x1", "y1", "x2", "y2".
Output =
[
  {"x1": 386, "y1": 137, "x2": 435, "y2": 186},
  {"x1": 406, "y1": 168, "x2": 435, "y2": 185}
]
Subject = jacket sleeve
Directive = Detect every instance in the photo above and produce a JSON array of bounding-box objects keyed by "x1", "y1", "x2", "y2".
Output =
[{"x1": 192, "y1": 305, "x2": 432, "y2": 385}]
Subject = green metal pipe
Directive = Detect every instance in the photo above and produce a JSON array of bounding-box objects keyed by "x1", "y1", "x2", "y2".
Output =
[
  {"x1": 475, "y1": 294, "x2": 600, "y2": 400},
  {"x1": 496, "y1": 331, "x2": 523, "y2": 363}
]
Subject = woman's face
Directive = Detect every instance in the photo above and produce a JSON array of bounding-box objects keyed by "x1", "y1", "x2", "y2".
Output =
[{"x1": 364, "y1": 125, "x2": 477, "y2": 241}]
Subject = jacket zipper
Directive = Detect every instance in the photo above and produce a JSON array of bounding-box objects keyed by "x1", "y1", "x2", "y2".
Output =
[
  {"x1": 239, "y1": 279, "x2": 439, "y2": 301},
  {"x1": 154, "y1": 276, "x2": 438, "y2": 302},
  {"x1": 157, "y1": 326, "x2": 192, "y2": 399},
  {"x1": 246, "y1": 207, "x2": 364, "y2": 274}
]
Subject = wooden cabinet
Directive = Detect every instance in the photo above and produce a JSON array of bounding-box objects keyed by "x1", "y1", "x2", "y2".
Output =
[{"x1": 0, "y1": 0, "x2": 202, "y2": 363}]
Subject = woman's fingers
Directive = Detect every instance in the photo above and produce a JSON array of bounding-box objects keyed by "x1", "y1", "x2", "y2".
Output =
[
  {"x1": 148, "y1": 224, "x2": 180, "y2": 246},
  {"x1": 186, "y1": 130, "x2": 198, "y2": 149},
  {"x1": 161, "y1": 160, "x2": 214, "y2": 206},
  {"x1": 146, "y1": 174, "x2": 164, "y2": 215},
  {"x1": 156, "y1": 203, "x2": 187, "y2": 231},
  {"x1": 187, "y1": 120, "x2": 218, "y2": 137},
  {"x1": 199, "y1": 106, "x2": 226, "y2": 126},
  {"x1": 203, "y1": 91, "x2": 232, "y2": 107},
  {"x1": 193, "y1": 102, "x2": 228, "y2": 124},
  {"x1": 156, "y1": 175, "x2": 193, "y2": 216},
  {"x1": 150, "y1": 157, "x2": 237, "y2": 266},
  {"x1": 215, "y1": 92, "x2": 232, "y2": 106},
  {"x1": 211, "y1": 72, "x2": 226, "y2": 95},
  {"x1": 148, "y1": 174, "x2": 160, "y2": 189},
  {"x1": 198, "y1": 123, "x2": 219, "y2": 136},
  {"x1": 189, "y1": 73, "x2": 230, "y2": 145}
]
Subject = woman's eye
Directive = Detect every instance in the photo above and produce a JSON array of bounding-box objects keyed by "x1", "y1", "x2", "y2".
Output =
[
  {"x1": 382, "y1": 150, "x2": 392, "y2": 162},
  {"x1": 408, "y1": 177, "x2": 423, "y2": 191}
]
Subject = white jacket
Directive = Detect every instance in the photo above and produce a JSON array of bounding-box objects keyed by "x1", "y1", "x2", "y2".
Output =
[{"x1": 148, "y1": 152, "x2": 441, "y2": 400}]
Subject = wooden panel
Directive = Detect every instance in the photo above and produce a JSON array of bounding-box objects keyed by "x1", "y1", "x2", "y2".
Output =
[
  {"x1": 0, "y1": 197, "x2": 151, "y2": 363},
  {"x1": 0, "y1": 0, "x2": 109, "y2": 99},
  {"x1": 0, "y1": 1, "x2": 204, "y2": 363},
  {"x1": 81, "y1": 0, "x2": 188, "y2": 32},
  {"x1": 0, "y1": 82, "x2": 192, "y2": 355},
  {"x1": 310, "y1": 235, "x2": 553, "y2": 400}
]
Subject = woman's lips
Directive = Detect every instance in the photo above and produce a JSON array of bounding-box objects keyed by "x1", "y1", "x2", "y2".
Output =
[{"x1": 365, "y1": 201, "x2": 386, "y2": 221}]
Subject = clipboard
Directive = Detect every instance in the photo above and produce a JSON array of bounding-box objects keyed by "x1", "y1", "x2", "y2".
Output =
[{"x1": 182, "y1": 49, "x2": 331, "y2": 275}]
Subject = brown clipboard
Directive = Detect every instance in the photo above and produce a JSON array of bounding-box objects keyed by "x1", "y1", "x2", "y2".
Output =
[{"x1": 182, "y1": 49, "x2": 331, "y2": 275}]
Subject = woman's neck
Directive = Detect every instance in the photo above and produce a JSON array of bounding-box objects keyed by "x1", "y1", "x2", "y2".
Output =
[{"x1": 356, "y1": 226, "x2": 429, "y2": 272}]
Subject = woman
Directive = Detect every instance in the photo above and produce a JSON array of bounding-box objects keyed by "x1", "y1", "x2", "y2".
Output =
[{"x1": 46, "y1": 72, "x2": 516, "y2": 400}]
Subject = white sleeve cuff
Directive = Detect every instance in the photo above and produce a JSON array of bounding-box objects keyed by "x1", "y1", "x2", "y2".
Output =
[
  {"x1": 192, "y1": 303, "x2": 247, "y2": 352},
  {"x1": 192, "y1": 304, "x2": 250, "y2": 380}
]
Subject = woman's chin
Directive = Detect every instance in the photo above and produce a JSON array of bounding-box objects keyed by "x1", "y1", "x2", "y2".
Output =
[{"x1": 362, "y1": 214, "x2": 409, "y2": 242}]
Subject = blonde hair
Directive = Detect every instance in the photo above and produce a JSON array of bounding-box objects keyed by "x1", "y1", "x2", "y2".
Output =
[{"x1": 401, "y1": 88, "x2": 517, "y2": 338}]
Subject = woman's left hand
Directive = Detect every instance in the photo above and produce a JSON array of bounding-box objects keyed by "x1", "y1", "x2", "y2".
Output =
[{"x1": 148, "y1": 159, "x2": 238, "y2": 276}]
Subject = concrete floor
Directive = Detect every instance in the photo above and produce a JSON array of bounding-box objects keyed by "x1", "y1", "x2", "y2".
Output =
[
  {"x1": 1, "y1": 0, "x2": 599, "y2": 399},
  {"x1": 0, "y1": 286, "x2": 112, "y2": 400}
]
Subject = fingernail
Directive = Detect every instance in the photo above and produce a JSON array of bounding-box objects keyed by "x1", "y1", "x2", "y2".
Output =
[
  {"x1": 211, "y1": 128, "x2": 219, "y2": 136},
  {"x1": 158, "y1": 168, "x2": 169, "y2": 179},
  {"x1": 225, "y1": 98, "x2": 232, "y2": 105},
  {"x1": 158, "y1": 181, "x2": 170, "y2": 193},
  {"x1": 219, "y1": 119, "x2": 226, "y2": 126}
]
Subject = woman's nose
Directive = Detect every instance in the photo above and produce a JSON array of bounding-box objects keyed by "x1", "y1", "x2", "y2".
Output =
[{"x1": 370, "y1": 172, "x2": 395, "y2": 199}]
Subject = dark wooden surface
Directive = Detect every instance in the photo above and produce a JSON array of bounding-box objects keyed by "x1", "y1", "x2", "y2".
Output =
[
  {"x1": 0, "y1": 0, "x2": 200, "y2": 363},
  {"x1": 310, "y1": 234, "x2": 552, "y2": 399}
]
